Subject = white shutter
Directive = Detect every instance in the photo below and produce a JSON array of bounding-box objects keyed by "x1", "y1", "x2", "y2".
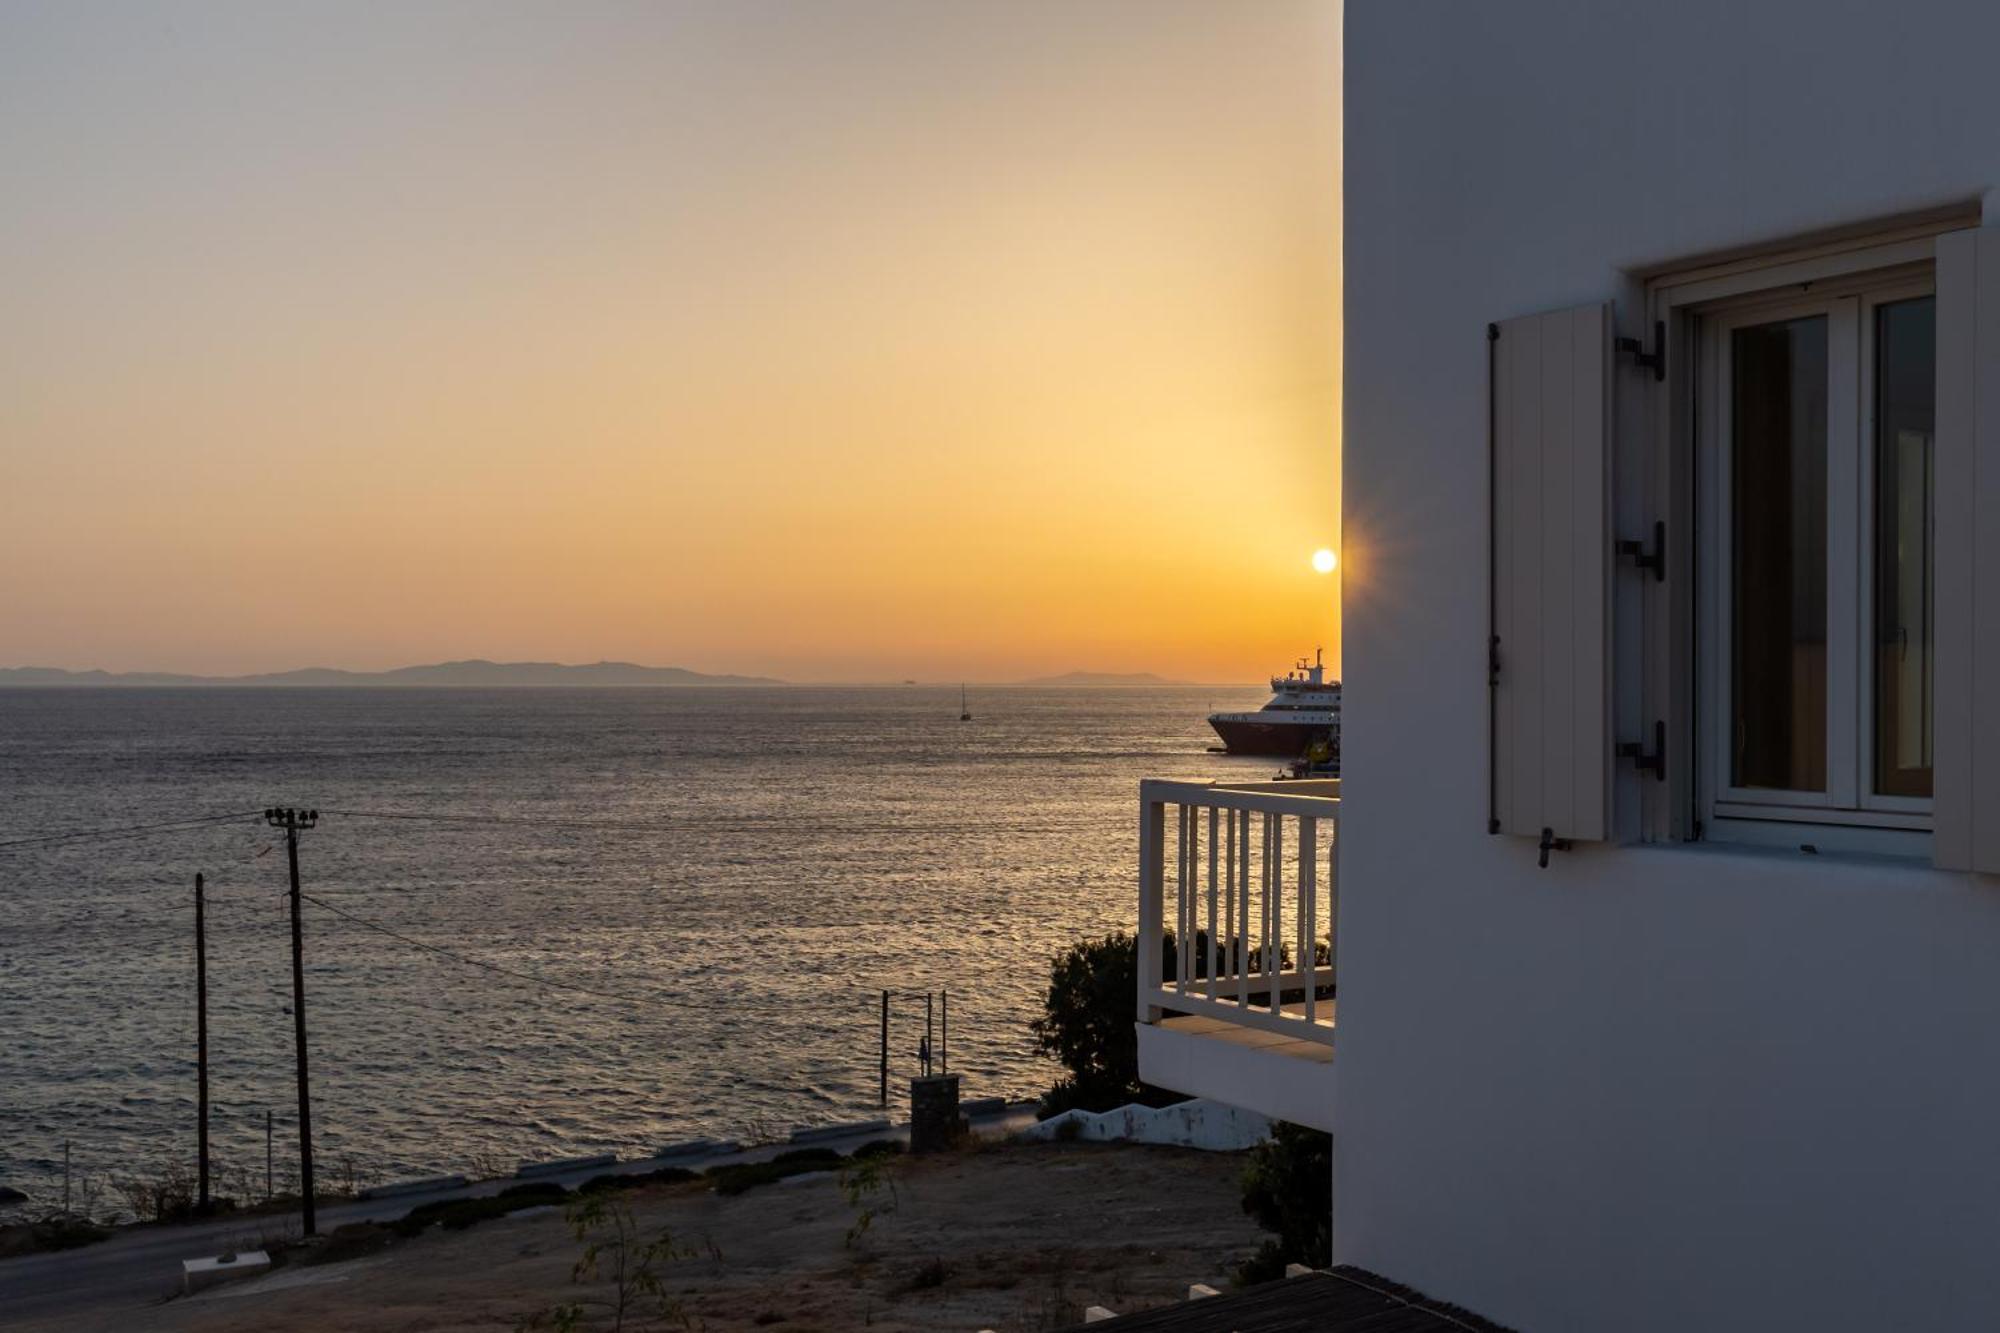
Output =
[
  {"x1": 1489, "y1": 303, "x2": 1612, "y2": 846},
  {"x1": 1933, "y1": 229, "x2": 2000, "y2": 872}
]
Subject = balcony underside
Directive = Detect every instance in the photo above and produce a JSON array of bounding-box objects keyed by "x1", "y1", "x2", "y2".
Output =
[{"x1": 1137, "y1": 1005, "x2": 1335, "y2": 1132}]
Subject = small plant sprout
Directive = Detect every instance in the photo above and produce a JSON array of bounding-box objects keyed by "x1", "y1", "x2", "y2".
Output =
[
  {"x1": 838, "y1": 1151, "x2": 899, "y2": 1249},
  {"x1": 519, "y1": 1192, "x2": 709, "y2": 1332}
]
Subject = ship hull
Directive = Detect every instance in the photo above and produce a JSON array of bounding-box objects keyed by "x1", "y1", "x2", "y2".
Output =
[{"x1": 1208, "y1": 717, "x2": 1335, "y2": 757}]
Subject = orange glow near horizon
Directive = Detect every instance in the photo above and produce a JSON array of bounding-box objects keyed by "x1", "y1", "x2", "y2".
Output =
[{"x1": 0, "y1": 3, "x2": 1341, "y2": 684}]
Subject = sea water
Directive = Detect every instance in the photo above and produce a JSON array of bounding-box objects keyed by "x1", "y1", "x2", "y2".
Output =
[{"x1": 0, "y1": 685, "x2": 1268, "y2": 1205}]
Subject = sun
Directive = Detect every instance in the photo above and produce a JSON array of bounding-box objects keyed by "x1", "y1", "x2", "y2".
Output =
[{"x1": 1311, "y1": 548, "x2": 1338, "y2": 574}]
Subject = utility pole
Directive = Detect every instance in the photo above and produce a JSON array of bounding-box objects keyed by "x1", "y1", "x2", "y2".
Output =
[
  {"x1": 266, "y1": 807, "x2": 319, "y2": 1236},
  {"x1": 194, "y1": 872, "x2": 210, "y2": 1212}
]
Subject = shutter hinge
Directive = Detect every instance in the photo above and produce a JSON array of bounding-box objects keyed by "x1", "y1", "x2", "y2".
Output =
[
  {"x1": 1537, "y1": 827, "x2": 1572, "y2": 869},
  {"x1": 1616, "y1": 520, "x2": 1666, "y2": 582},
  {"x1": 1488, "y1": 634, "x2": 1501, "y2": 685},
  {"x1": 1615, "y1": 320, "x2": 1666, "y2": 381},
  {"x1": 1616, "y1": 719, "x2": 1667, "y2": 782}
]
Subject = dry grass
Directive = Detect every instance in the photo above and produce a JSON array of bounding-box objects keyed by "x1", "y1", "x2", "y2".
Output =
[{"x1": 98, "y1": 1140, "x2": 1264, "y2": 1333}]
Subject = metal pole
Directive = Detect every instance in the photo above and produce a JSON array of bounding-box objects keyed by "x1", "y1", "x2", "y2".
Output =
[
  {"x1": 63, "y1": 1141, "x2": 70, "y2": 1214},
  {"x1": 878, "y1": 990, "x2": 889, "y2": 1107},
  {"x1": 195, "y1": 872, "x2": 210, "y2": 1212},
  {"x1": 266, "y1": 1109, "x2": 273, "y2": 1201},
  {"x1": 925, "y1": 992, "x2": 934, "y2": 1076},
  {"x1": 941, "y1": 988, "x2": 948, "y2": 1075}
]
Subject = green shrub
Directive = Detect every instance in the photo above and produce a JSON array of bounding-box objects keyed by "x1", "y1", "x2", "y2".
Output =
[
  {"x1": 0, "y1": 1217, "x2": 111, "y2": 1258},
  {"x1": 1031, "y1": 931, "x2": 1185, "y2": 1116},
  {"x1": 392, "y1": 1181, "x2": 567, "y2": 1237},
  {"x1": 705, "y1": 1145, "x2": 880, "y2": 1198},
  {"x1": 849, "y1": 1139, "x2": 904, "y2": 1160},
  {"x1": 1236, "y1": 1122, "x2": 1331, "y2": 1283},
  {"x1": 579, "y1": 1165, "x2": 698, "y2": 1194},
  {"x1": 706, "y1": 1158, "x2": 829, "y2": 1197},
  {"x1": 498, "y1": 1181, "x2": 568, "y2": 1202},
  {"x1": 300, "y1": 1220, "x2": 395, "y2": 1266}
]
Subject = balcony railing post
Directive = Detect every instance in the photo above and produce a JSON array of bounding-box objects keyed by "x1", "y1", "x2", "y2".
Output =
[
  {"x1": 1179, "y1": 804, "x2": 1194, "y2": 992},
  {"x1": 1236, "y1": 808, "x2": 1249, "y2": 1010},
  {"x1": 1300, "y1": 816, "x2": 1317, "y2": 1025},
  {"x1": 1260, "y1": 813, "x2": 1275, "y2": 1012},
  {"x1": 1326, "y1": 818, "x2": 1339, "y2": 991},
  {"x1": 1173, "y1": 805, "x2": 1185, "y2": 993},
  {"x1": 1137, "y1": 784, "x2": 1165, "y2": 1023},
  {"x1": 1205, "y1": 805, "x2": 1219, "y2": 1001}
]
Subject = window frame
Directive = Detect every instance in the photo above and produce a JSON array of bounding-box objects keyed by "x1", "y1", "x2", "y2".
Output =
[
  {"x1": 1699, "y1": 293, "x2": 1860, "y2": 818},
  {"x1": 1639, "y1": 228, "x2": 1952, "y2": 857},
  {"x1": 1856, "y1": 280, "x2": 1940, "y2": 817}
]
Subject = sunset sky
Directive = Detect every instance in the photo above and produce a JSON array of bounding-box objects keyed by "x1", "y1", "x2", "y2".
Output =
[{"x1": 0, "y1": 2, "x2": 1340, "y2": 683}]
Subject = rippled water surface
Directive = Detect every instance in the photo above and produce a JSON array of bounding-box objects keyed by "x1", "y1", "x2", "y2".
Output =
[{"x1": 0, "y1": 685, "x2": 1269, "y2": 1206}]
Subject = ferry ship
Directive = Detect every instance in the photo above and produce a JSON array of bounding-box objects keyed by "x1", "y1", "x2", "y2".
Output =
[{"x1": 1208, "y1": 650, "x2": 1341, "y2": 759}]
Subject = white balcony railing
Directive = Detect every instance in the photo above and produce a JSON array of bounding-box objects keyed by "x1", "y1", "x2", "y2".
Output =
[{"x1": 1137, "y1": 778, "x2": 1338, "y2": 1046}]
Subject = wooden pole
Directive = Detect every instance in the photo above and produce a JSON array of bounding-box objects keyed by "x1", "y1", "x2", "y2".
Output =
[
  {"x1": 195, "y1": 872, "x2": 210, "y2": 1211},
  {"x1": 878, "y1": 990, "x2": 889, "y2": 1107},
  {"x1": 284, "y1": 822, "x2": 317, "y2": 1235}
]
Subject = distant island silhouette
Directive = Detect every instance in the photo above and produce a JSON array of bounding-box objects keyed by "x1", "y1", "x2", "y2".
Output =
[
  {"x1": 0, "y1": 660, "x2": 784, "y2": 687},
  {"x1": 1013, "y1": 670, "x2": 1188, "y2": 686}
]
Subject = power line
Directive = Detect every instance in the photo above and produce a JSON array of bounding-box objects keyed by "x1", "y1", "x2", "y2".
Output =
[
  {"x1": 297, "y1": 890, "x2": 870, "y2": 1013},
  {"x1": 0, "y1": 810, "x2": 264, "y2": 852}
]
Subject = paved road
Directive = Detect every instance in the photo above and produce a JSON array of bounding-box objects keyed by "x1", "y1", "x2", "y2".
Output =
[{"x1": 0, "y1": 1107, "x2": 1037, "y2": 1329}]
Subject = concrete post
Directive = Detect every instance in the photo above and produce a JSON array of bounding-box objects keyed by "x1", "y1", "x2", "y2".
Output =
[{"x1": 909, "y1": 1074, "x2": 964, "y2": 1153}]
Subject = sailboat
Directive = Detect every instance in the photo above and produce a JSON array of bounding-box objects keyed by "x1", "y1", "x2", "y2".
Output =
[{"x1": 959, "y1": 684, "x2": 972, "y2": 722}]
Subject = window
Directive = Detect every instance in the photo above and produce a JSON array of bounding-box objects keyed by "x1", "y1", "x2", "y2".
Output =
[
  {"x1": 1871, "y1": 295, "x2": 1936, "y2": 800},
  {"x1": 1697, "y1": 275, "x2": 1935, "y2": 836}
]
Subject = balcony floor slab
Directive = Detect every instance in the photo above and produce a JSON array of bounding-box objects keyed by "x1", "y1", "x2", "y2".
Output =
[
  {"x1": 1159, "y1": 1016, "x2": 1333, "y2": 1065},
  {"x1": 1138, "y1": 1015, "x2": 1335, "y2": 1132}
]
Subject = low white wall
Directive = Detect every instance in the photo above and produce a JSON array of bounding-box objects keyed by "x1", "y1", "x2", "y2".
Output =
[{"x1": 1018, "y1": 1098, "x2": 1270, "y2": 1151}]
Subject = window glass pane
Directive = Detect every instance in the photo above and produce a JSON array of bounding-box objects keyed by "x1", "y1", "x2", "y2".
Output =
[
  {"x1": 1731, "y1": 315, "x2": 1828, "y2": 792},
  {"x1": 1874, "y1": 295, "x2": 1935, "y2": 798}
]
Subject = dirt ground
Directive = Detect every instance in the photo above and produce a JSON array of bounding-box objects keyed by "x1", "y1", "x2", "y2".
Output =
[{"x1": 103, "y1": 1141, "x2": 1268, "y2": 1332}]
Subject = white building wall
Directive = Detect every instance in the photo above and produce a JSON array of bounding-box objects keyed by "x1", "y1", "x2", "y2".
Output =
[{"x1": 1339, "y1": 4, "x2": 2000, "y2": 1330}]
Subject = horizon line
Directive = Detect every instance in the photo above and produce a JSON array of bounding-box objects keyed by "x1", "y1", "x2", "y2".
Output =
[{"x1": 0, "y1": 659, "x2": 1269, "y2": 689}]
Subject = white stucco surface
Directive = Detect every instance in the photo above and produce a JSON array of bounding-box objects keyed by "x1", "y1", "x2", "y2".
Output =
[
  {"x1": 1136, "y1": 1019, "x2": 1336, "y2": 1132},
  {"x1": 1339, "y1": 4, "x2": 2000, "y2": 1330},
  {"x1": 1019, "y1": 1098, "x2": 1272, "y2": 1152}
]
